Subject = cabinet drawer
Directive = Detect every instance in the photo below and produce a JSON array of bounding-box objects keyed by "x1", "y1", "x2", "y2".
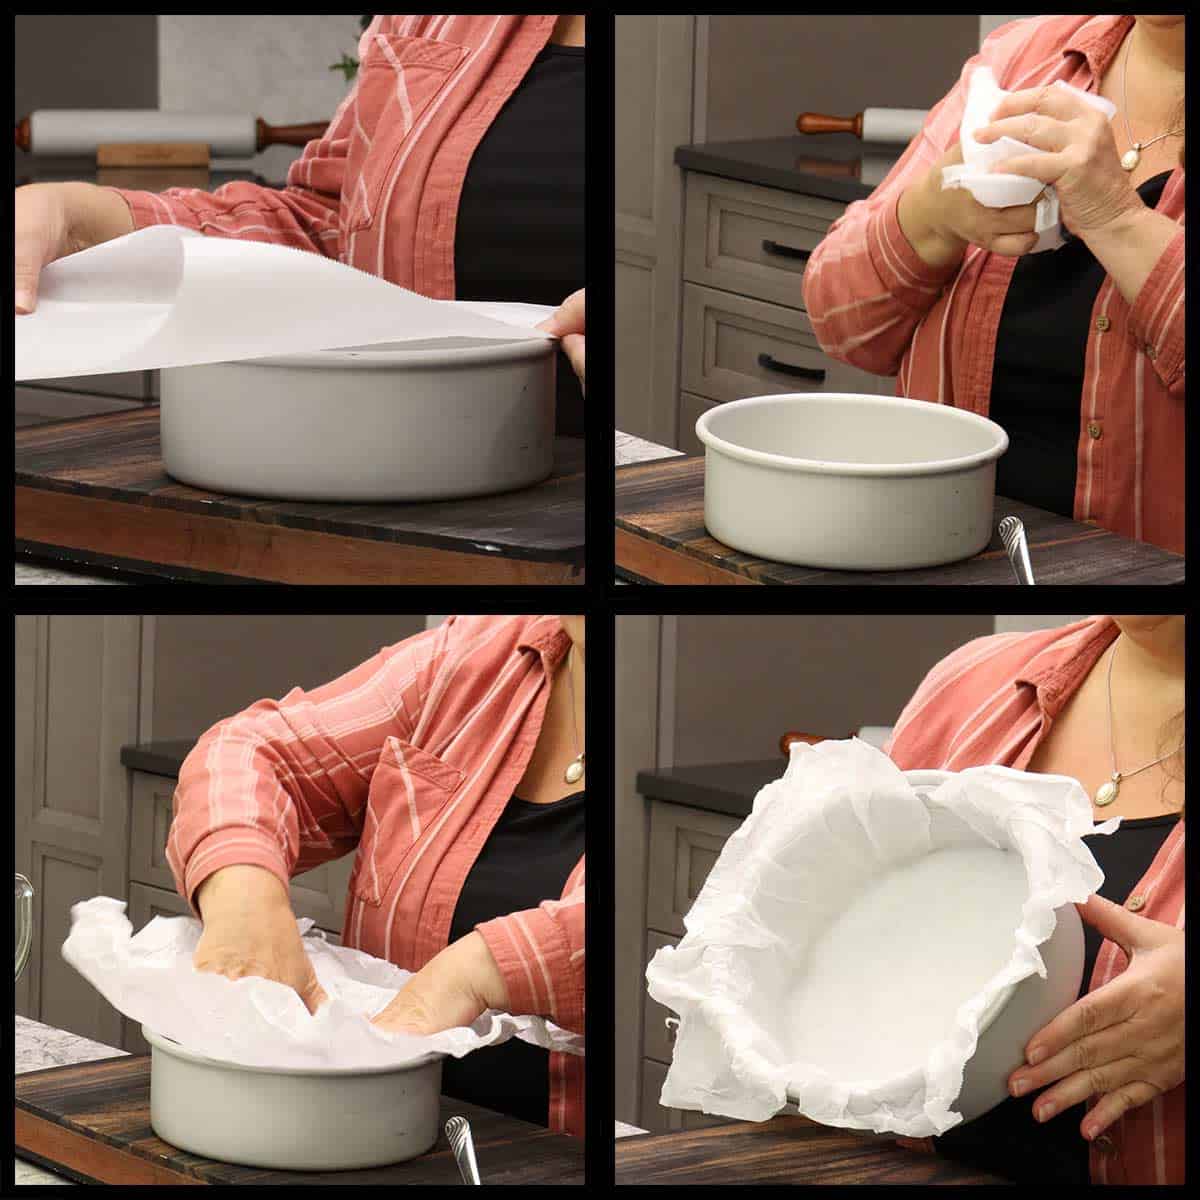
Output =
[
  {"x1": 645, "y1": 799, "x2": 740, "y2": 937},
  {"x1": 643, "y1": 930, "x2": 679, "y2": 1064},
  {"x1": 127, "y1": 769, "x2": 355, "y2": 934},
  {"x1": 683, "y1": 173, "x2": 844, "y2": 309},
  {"x1": 640, "y1": 1059, "x2": 731, "y2": 1133},
  {"x1": 681, "y1": 284, "x2": 893, "y2": 404}
]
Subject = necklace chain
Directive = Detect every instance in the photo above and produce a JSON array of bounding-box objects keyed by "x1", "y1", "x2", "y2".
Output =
[
  {"x1": 1118, "y1": 26, "x2": 1185, "y2": 170},
  {"x1": 563, "y1": 645, "x2": 585, "y2": 785},
  {"x1": 1097, "y1": 636, "x2": 1183, "y2": 806}
]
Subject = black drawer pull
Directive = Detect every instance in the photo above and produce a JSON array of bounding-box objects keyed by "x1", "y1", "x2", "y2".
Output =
[
  {"x1": 758, "y1": 352, "x2": 826, "y2": 382},
  {"x1": 762, "y1": 238, "x2": 811, "y2": 261}
]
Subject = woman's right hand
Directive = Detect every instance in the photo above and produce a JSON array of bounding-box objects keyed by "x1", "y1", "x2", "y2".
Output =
[
  {"x1": 193, "y1": 864, "x2": 327, "y2": 1015},
  {"x1": 15, "y1": 182, "x2": 134, "y2": 314},
  {"x1": 897, "y1": 142, "x2": 1044, "y2": 268}
]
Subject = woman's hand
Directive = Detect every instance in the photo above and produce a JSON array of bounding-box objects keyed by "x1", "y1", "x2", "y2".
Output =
[
  {"x1": 371, "y1": 931, "x2": 508, "y2": 1036},
  {"x1": 898, "y1": 141, "x2": 1044, "y2": 268},
  {"x1": 1007, "y1": 894, "x2": 1184, "y2": 1141},
  {"x1": 193, "y1": 864, "x2": 327, "y2": 1015},
  {"x1": 15, "y1": 182, "x2": 134, "y2": 313},
  {"x1": 539, "y1": 288, "x2": 585, "y2": 389},
  {"x1": 975, "y1": 85, "x2": 1144, "y2": 241}
]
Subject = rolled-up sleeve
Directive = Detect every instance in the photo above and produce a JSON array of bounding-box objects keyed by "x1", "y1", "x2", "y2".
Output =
[
  {"x1": 169, "y1": 620, "x2": 447, "y2": 913},
  {"x1": 476, "y1": 860, "x2": 585, "y2": 1033},
  {"x1": 1126, "y1": 225, "x2": 1184, "y2": 398}
]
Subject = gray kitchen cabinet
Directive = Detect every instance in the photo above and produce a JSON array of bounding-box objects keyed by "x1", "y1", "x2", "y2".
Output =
[
  {"x1": 637, "y1": 797, "x2": 742, "y2": 1130},
  {"x1": 646, "y1": 801, "x2": 740, "y2": 938},
  {"x1": 14, "y1": 615, "x2": 142, "y2": 1049},
  {"x1": 682, "y1": 173, "x2": 841, "y2": 309}
]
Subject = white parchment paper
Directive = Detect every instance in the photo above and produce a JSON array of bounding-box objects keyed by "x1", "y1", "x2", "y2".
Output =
[
  {"x1": 63, "y1": 897, "x2": 582, "y2": 1071},
  {"x1": 940, "y1": 67, "x2": 1116, "y2": 252},
  {"x1": 645, "y1": 738, "x2": 1116, "y2": 1136},
  {"x1": 16, "y1": 226, "x2": 553, "y2": 381}
]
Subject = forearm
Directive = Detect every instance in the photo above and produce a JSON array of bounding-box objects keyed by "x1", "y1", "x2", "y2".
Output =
[
  {"x1": 896, "y1": 175, "x2": 968, "y2": 271},
  {"x1": 1082, "y1": 206, "x2": 1180, "y2": 310},
  {"x1": 196, "y1": 863, "x2": 292, "y2": 922}
]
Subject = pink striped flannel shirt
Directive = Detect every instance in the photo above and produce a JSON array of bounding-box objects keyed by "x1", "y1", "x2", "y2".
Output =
[
  {"x1": 169, "y1": 614, "x2": 584, "y2": 1136},
  {"x1": 803, "y1": 15, "x2": 1184, "y2": 553},
  {"x1": 111, "y1": 15, "x2": 559, "y2": 298},
  {"x1": 887, "y1": 615, "x2": 1184, "y2": 1184}
]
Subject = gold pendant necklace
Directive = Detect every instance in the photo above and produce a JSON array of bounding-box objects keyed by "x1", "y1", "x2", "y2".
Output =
[
  {"x1": 563, "y1": 646, "x2": 584, "y2": 785},
  {"x1": 1118, "y1": 28, "x2": 1184, "y2": 172},
  {"x1": 1096, "y1": 637, "x2": 1182, "y2": 807}
]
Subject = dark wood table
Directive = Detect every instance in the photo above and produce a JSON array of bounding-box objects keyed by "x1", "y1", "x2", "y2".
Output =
[
  {"x1": 615, "y1": 455, "x2": 1184, "y2": 585},
  {"x1": 615, "y1": 1117, "x2": 1008, "y2": 1185},
  {"x1": 16, "y1": 409, "x2": 585, "y2": 584},
  {"x1": 16, "y1": 1055, "x2": 584, "y2": 1184}
]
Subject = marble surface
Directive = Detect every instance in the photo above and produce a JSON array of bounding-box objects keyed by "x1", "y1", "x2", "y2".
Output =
[
  {"x1": 15, "y1": 562, "x2": 129, "y2": 585},
  {"x1": 15, "y1": 1015, "x2": 128, "y2": 1184},
  {"x1": 615, "y1": 430, "x2": 683, "y2": 467}
]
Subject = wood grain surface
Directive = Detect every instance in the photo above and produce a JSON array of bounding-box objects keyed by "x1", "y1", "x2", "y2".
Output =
[
  {"x1": 615, "y1": 456, "x2": 1184, "y2": 586},
  {"x1": 15, "y1": 1056, "x2": 585, "y2": 1185},
  {"x1": 614, "y1": 1116, "x2": 1009, "y2": 1185},
  {"x1": 16, "y1": 409, "x2": 585, "y2": 584}
]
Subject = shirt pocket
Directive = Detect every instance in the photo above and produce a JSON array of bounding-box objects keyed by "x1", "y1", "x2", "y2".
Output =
[
  {"x1": 343, "y1": 34, "x2": 469, "y2": 233},
  {"x1": 350, "y1": 735, "x2": 465, "y2": 907}
]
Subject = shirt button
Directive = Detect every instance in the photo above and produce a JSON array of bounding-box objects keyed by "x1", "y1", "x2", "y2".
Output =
[
  {"x1": 1095, "y1": 315, "x2": 1111, "y2": 332},
  {"x1": 1127, "y1": 895, "x2": 1146, "y2": 912},
  {"x1": 1145, "y1": 344, "x2": 1158, "y2": 360},
  {"x1": 1087, "y1": 422, "x2": 1103, "y2": 439}
]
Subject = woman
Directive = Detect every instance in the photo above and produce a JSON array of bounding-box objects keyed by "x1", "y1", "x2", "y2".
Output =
[
  {"x1": 804, "y1": 16, "x2": 1183, "y2": 552},
  {"x1": 14, "y1": 15, "x2": 586, "y2": 427},
  {"x1": 887, "y1": 615, "x2": 1183, "y2": 1184},
  {"x1": 175, "y1": 614, "x2": 585, "y2": 1135}
]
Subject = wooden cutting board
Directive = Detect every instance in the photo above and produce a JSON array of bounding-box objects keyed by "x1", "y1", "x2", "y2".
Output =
[
  {"x1": 615, "y1": 456, "x2": 1184, "y2": 585},
  {"x1": 15, "y1": 1056, "x2": 585, "y2": 1184},
  {"x1": 16, "y1": 409, "x2": 585, "y2": 584},
  {"x1": 615, "y1": 1117, "x2": 1009, "y2": 1185}
]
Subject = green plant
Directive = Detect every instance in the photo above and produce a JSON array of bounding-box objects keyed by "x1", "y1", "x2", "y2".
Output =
[{"x1": 329, "y1": 17, "x2": 373, "y2": 82}]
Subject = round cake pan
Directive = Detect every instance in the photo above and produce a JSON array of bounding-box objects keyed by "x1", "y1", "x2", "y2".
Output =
[
  {"x1": 783, "y1": 769, "x2": 1084, "y2": 1127},
  {"x1": 160, "y1": 335, "x2": 556, "y2": 502},
  {"x1": 696, "y1": 393, "x2": 1008, "y2": 570},
  {"x1": 143, "y1": 1026, "x2": 443, "y2": 1171}
]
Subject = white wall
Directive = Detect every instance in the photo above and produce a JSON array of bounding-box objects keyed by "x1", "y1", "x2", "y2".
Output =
[{"x1": 158, "y1": 15, "x2": 357, "y2": 179}]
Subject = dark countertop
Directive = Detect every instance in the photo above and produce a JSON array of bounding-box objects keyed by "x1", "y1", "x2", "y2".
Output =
[
  {"x1": 675, "y1": 135, "x2": 900, "y2": 203},
  {"x1": 120, "y1": 740, "x2": 194, "y2": 779},
  {"x1": 636, "y1": 759, "x2": 783, "y2": 820}
]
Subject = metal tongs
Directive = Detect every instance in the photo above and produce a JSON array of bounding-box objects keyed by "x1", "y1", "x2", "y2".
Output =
[
  {"x1": 445, "y1": 1115, "x2": 481, "y2": 1185},
  {"x1": 998, "y1": 515, "x2": 1036, "y2": 585}
]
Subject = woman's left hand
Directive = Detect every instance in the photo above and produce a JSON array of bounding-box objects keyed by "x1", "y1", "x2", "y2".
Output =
[
  {"x1": 371, "y1": 931, "x2": 509, "y2": 1036},
  {"x1": 975, "y1": 85, "x2": 1146, "y2": 240},
  {"x1": 1007, "y1": 894, "x2": 1185, "y2": 1141},
  {"x1": 539, "y1": 288, "x2": 585, "y2": 388}
]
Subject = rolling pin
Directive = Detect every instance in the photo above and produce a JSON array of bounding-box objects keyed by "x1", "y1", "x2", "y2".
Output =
[
  {"x1": 15, "y1": 111, "x2": 329, "y2": 156},
  {"x1": 796, "y1": 108, "x2": 927, "y2": 145}
]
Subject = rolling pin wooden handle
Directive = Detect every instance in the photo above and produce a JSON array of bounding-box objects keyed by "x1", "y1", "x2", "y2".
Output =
[
  {"x1": 255, "y1": 118, "x2": 329, "y2": 149},
  {"x1": 779, "y1": 732, "x2": 827, "y2": 756},
  {"x1": 795, "y1": 111, "x2": 864, "y2": 138},
  {"x1": 15, "y1": 116, "x2": 30, "y2": 151}
]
